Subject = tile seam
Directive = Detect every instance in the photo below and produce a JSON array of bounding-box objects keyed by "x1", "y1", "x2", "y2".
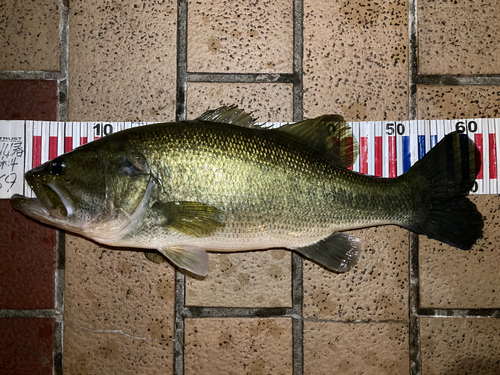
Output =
[
  {"x1": 417, "y1": 75, "x2": 500, "y2": 86},
  {"x1": 409, "y1": 233, "x2": 422, "y2": 375},
  {"x1": 292, "y1": 0, "x2": 304, "y2": 373},
  {"x1": 418, "y1": 309, "x2": 500, "y2": 318},
  {"x1": 0, "y1": 72, "x2": 65, "y2": 80},
  {"x1": 174, "y1": 0, "x2": 188, "y2": 371},
  {"x1": 187, "y1": 72, "x2": 295, "y2": 83},
  {"x1": 180, "y1": 307, "x2": 296, "y2": 318},
  {"x1": 0, "y1": 309, "x2": 60, "y2": 318},
  {"x1": 303, "y1": 318, "x2": 410, "y2": 324},
  {"x1": 408, "y1": 0, "x2": 421, "y2": 372},
  {"x1": 175, "y1": 0, "x2": 188, "y2": 123},
  {"x1": 54, "y1": 2, "x2": 70, "y2": 374}
]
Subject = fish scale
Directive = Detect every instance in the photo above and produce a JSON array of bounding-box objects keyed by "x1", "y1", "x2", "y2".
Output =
[
  {"x1": 102, "y1": 121, "x2": 414, "y2": 252},
  {"x1": 6, "y1": 108, "x2": 485, "y2": 276}
]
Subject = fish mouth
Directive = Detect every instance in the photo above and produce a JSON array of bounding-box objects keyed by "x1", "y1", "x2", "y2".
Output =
[
  {"x1": 10, "y1": 194, "x2": 51, "y2": 221},
  {"x1": 10, "y1": 173, "x2": 72, "y2": 221}
]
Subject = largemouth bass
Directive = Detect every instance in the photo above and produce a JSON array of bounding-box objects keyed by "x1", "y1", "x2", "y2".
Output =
[{"x1": 10, "y1": 106, "x2": 483, "y2": 276}]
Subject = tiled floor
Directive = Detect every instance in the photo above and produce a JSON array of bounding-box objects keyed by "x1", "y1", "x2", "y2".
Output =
[{"x1": 1, "y1": 0, "x2": 500, "y2": 374}]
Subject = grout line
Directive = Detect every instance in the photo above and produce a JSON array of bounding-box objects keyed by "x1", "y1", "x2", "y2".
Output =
[
  {"x1": 54, "y1": 2, "x2": 70, "y2": 375},
  {"x1": 188, "y1": 72, "x2": 295, "y2": 83},
  {"x1": 292, "y1": 0, "x2": 304, "y2": 373},
  {"x1": 55, "y1": 231, "x2": 66, "y2": 321},
  {"x1": 54, "y1": 230, "x2": 66, "y2": 375},
  {"x1": 175, "y1": 0, "x2": 188, "y2": 123},
  {"x1": 418, "y1": 309, "x2": 500, "y2": 318},
  {"x1": 409, "y1": 233, "x2": 422, "y2": 375},
  {"x1": 0, "y1": 309, "x2": 60, "y2": 318},
  {"x1": 54, "y1": 320, "x2": 64, "y2": 375},
  {"x1": 174, "y1": 1, "x2": 188, "y2": 374},
  {"x1": 0, "y1": 71, "x2": 65, "y2": 80},
  {"x1": 417, "y1": 75, "x2": 500, "y2": 86},
  {"x1": 58, "y1": 0, "x2": 69, "y2": 122},
  {"x1": 181, "y1": 306, "x2": 295, "y2": 318},
  {"x1": 174, "y1": 271, "x2": 186, "y2": 375},
  {"x1": 408, "y1": 0, "x2": 418, "y2": 121},
  {"x1": 292, "y1": 254, "x2": 304, "y2": 375},
  {"x1": 408, "y1": 0, "x2": 421, "y2": 373},
  {"x1": 292, "y1": 0, "x2": 304, "y2": 124}
]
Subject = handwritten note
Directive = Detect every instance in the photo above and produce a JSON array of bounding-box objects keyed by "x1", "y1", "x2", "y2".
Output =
[{"x1": 0, "y1": 121, "x2": 25, "y2": 198}]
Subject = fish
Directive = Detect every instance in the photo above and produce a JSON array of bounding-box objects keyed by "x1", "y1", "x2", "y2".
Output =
[{"x1": 10, "y1": 106, "x2": 483, "y2": 276}]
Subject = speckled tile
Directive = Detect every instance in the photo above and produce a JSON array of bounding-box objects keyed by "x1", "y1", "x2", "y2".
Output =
[
  {"x1": 69, "y1": 0, "x2": 177, "y2": 122},
  {"x1": 64, "y1": 234, "x2": 175, "y2": 365},
  {"x1": 0, "y1": 200, "x2": 56, "y2": 310},
  {"x1": 303, "y1": 0, "x2": 408, "y2": 121},
  {"x1": 186, "y1": 250, "x2": 291, "y2": 308},
  {"x1": 64, "y1": 324, "x2": 172, "y2": 374},
  {"x1": 187, "y1": 0, "x2": 293, "y2": 73},
  {"x1": 0, "y1": 80, "x2": 58, "y2": 121},
  {"x1": 420, "y1": 195, "x2": 500, "y2": 309},
  {"x1": 0, "y1": 0, "x2": 60, "y2": 71},
  {"x1": 304, "y1": 321, "x2": 409, "y2": 374},
  {"x1": 187, "y1": 82, "x2": 294, "y2": 122},
  {"x1": 418, "y1": 0, "x2": 500, "y2": 75},
  {"x1": 184, "y1": 318, "x2": 292, "y2": 375},
  {"x1": 417, "y1": 85, "x2": 500, "y2": 120},
  {"x1": 0, "y1": 318, "x2": 55, "y2": 375},
  {"x1": 303, "y1": 226, "x2": 409, "y2": 320},
  {"x1": 421, "y1": 317, "x2": 500, "y2": 375}
]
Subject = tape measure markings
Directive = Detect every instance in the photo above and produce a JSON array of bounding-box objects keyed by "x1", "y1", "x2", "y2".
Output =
[{"x1": 2, "y1": 119, "x2": 500, "y2": 199}]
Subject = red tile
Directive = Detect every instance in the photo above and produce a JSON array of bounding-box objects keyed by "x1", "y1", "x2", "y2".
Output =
[
  {"x1": 0, "y1": 80, "x2": 58, "y2": 121},
  {"x1": 0, "y1": 200, "x2": 56, "y2": 309},
  {"x1": 0, "y1": 318, "x2": 54, "y2": 375}
]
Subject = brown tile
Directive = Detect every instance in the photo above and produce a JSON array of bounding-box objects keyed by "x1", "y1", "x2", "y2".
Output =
[
  {"x1": 0, "y1": 200, "x2": 56, "y2": 309},
  {"x1": 0, "y1": 0, "x2": 60, "y2": 71},
  {"x1": 186, "y1": 250, "x2": 292, "y2": 308},
  {"x1": 187, "y1": 0, "x2": 293, "y2": 73},
  {"x1": 418, "y1": 0, "x2": 500, "y2": 75},
  {"x1": 421, "y1": 317, "x2": 500, "y2": 375},
  {"x1": 69, "y1": 0, "x2": 177, "y2": 122},
  {"x1": 64, "y1": 324, "x2": 172, "y2": 374},
  {"x1": 184, "y1": 318, "x2": 292, "y2": 375},
  {"x1": 303, "y1": 226, "x2": 409, "y2": 320},
  {"x1": 304, "y1": 321, "x2": 409, "y2": 374},
  {"x1": 187, "y1": 82, "x2": 294, "y2": 122},
  {"x1": 0, "y1": 318, "x2": 55, "y2": 375},
  {"x1": 64, "y1": 235, "x2": 175, "y2": 345},
  {"x1": 420, "y1": 195, "x2": 500, "y2": 308},
  {"x1": 303, "y1": 0, "x2": 409, "y2": 121},
  {"x1": 417, "y1": 85, "x2": 500, "y2": 119},
  {"x1": 0, "y1": 80, "x2": 58, "y2": 121}
]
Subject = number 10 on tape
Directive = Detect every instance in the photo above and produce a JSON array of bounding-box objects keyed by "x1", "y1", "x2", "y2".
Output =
[{"x1": 0, "y1": 118, "x2": 499, "y2": 199}]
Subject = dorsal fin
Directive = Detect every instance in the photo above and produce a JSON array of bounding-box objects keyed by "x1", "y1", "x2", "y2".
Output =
[
  {"x1": 196, "y1": 105, "x2": 256, "y2": 128},
  {"x1": 277, "y1": 115, "x2": 359, "y2": 168}
]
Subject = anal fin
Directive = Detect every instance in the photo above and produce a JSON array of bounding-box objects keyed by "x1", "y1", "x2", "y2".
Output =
[
  {"x1": 295, "y1": 232, "x2": 361, "y2": 272},
  {"x1": 157, "y1": 246, "x2": 209, "y2": 276}
]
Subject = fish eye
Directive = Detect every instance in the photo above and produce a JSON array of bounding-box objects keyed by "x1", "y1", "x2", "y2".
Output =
[{"x1": 49, "y1": 157, "x2": 66, "y2": 175}]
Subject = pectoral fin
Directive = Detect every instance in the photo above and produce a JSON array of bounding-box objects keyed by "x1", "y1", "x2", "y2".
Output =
[
  {"x1": 157, "y1": 246, "x2": 209, "y2": 276},
  {"x1": 152, "y1": 201, "x2": 224, "y2": 237},
  {"x1": 295, "y1": 232, "x2": 361, "y2": 272}
]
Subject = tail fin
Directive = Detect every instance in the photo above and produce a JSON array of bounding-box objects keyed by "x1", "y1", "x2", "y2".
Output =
[{"x1": 402, "y1": 132, "x2": 483, "y2": 249}]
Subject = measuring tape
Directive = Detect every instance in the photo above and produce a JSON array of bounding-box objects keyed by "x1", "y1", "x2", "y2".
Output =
[{"x1": 0, "y1": 118, "x2": 498, "y2": 199}]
